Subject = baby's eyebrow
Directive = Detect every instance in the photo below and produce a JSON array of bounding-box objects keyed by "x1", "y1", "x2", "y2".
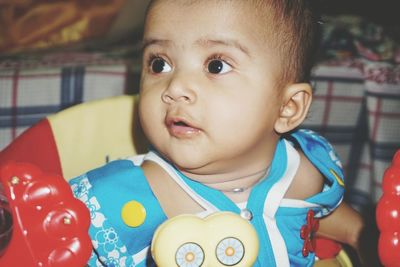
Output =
[
  {"x1": 142, "y1": 38, "x2": 171, "y2": 50},
  {"x1": 195, "y1": 38, "x2": 251, "y2": 57}
]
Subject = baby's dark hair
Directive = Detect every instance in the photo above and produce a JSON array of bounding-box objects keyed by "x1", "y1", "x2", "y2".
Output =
[
  {"x1": 258, "y1": 0, "x2": 322, "y2": 86},
  {"x1": 145, "y1": 0, "x2": 321, "y2": 86}
]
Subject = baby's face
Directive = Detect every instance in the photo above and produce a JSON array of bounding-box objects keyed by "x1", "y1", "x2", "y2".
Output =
[{"x1": 139, "y1": 0, "x2": 284, "y2": 178}]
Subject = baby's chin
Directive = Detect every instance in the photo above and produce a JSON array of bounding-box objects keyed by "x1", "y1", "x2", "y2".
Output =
[
  {"x1": 163, "y1": 151, "x2": 220, "y2": 175},
  {"x1": 168, "y1": 154, "x2": 211, "y2": 173}
]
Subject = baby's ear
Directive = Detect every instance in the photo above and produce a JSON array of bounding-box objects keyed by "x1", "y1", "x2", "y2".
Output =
[{"x1": 274, "y1": 83, "x2": 312, "y2": 134}]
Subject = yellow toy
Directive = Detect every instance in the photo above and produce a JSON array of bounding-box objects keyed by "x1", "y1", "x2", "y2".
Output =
[{"x1": 151, "y1": 212, "x2": 259, "y2": 267}]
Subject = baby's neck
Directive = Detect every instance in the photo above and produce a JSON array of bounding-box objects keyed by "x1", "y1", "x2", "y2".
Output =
[{"x1": 181, "y1": 166, "x2": 270, "y2": 203}]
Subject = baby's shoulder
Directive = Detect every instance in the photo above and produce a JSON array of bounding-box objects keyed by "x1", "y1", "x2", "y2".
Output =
[
  {"x1": 285, "y1": 150, "x2": 324, "y2": 199},
  {"x1": 284, "y1": 129, "x2": 345, "y2": 200},
  {"x1": 68, "y1": 158, "x2": 152, "y2": 204},
  {"x1": 69, "y1": 158, "x2": 167, "y2": 262},
  {"x1": 69, "y1": 158, "x2": 145, "y2": 186},
  {"x1": 287, "y1": 129, "x2": 344, "y2": 182}
]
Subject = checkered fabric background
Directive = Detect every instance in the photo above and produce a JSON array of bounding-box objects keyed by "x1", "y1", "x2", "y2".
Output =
[
  {"x1": 364, "y1": 61, "x2": 400, "y2": 202},
  {"x1": 303, "y1": 59, "x2": 400, "y2": 210},
  {"x1": 0, "y1": 56, "x2": 134, "y2": 151}
]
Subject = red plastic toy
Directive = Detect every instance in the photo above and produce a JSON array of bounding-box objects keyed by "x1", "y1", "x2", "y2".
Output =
[
  {"x1": 376, "y1": 150, "x2": 400, "y2": 267},
  {"x1": 0, "y1": 161, "x2": 92, "y2": 267}
]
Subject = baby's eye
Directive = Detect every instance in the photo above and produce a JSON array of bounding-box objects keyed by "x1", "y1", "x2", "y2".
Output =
[
  {"x1": 150, "y1": 57, "x2": 172, "y2": 73},
  {"x1": 207, "y1": 59, "x2": 232, "y2": 74}
]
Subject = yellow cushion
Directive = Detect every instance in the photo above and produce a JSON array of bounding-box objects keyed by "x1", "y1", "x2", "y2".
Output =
[{"x1": 47, "y1": 95, "x2": 149, "y2": 180}]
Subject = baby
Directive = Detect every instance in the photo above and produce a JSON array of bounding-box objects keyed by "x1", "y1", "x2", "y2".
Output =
[{"x1": 70, "y1": 0, "x2": 363, "y2": 266}]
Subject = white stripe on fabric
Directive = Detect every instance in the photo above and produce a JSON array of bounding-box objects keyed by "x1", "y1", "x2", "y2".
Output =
[
  {"x1": 262, "y1": 140, "x2": 299, "y2": 267},
  {"x1": 280, "y1": 199, "x2": 321, "y2": 208},
  {"x1": 196, "y1": 209, "x2": 213, "y2": 218},
  {"x1": 264, "y1": 214, "x2": 290, "y2": 267},
  {"x1": 264, "y1": 140, "x2": 300, "y2": 218},
  {"x1": 128, "y1": 154, "x2": 146, "y2": 165},
  {"x1": 133, "y1": 246, "x2": 150, "y2": 265},
  {"x1": 142, "y1": 151, "x2": 218, "y2": 213}
]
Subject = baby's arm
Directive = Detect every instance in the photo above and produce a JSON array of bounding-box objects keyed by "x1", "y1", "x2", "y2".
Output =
[
  {"x1": 317, "y1": 202, "x2": 364, "y2": 250},
  {"x1": 318, "y1": 202, "x2": 366, "y2": 266},
  {"x1": 285, "y1": 150, "x2": 364, "y2": 250}
]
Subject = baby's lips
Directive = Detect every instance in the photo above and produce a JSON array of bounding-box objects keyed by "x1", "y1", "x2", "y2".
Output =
[{"x1": 0, "y1": 161, "x2": 92, "y2": 267}]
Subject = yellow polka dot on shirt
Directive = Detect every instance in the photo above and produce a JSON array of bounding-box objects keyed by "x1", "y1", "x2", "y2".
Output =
[{"x1": 121, "y1": 200, "x2": 146, "y2": 227}]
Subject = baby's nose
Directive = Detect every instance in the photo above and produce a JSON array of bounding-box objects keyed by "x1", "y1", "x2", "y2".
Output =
[{"x1": 161, "y1": 73, "x2": 197, "y2": 104}]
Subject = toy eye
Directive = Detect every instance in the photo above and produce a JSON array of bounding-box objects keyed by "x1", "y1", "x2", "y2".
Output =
[
  {"x1": 175, "y1": 242, "x2": 204, "y2": 267},
  {"x1": 215, "y1": 237, "x2": 245, "y2": 266}
]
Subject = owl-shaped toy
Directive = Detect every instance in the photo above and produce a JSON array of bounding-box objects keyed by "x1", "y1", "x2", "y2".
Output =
[{"x1": 151, "y1": 212, "x2": 259, "y2": 267}]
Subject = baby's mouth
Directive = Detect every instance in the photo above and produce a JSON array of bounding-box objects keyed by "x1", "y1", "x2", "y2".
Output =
[
  {"x1": 166, "y1": 117, "x2": 201, "y2": 138},
  {"x1": 173, "y1": 121, "x2": 189, "y2": 127}
]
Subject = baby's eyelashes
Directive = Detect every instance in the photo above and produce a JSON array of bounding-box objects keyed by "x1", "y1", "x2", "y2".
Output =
[
  {"x1": 149, "y1": 56, "x2": 172, "y2": 74},
  {"x1": 144, "y1": 53, "x2": 235, "y2": 76},
  {"x1": 205, "y1": 54, "x2": 234, "y2": 75},
  {"x1": 206, "y1": 59, "x2": 232, "y2": 74}
]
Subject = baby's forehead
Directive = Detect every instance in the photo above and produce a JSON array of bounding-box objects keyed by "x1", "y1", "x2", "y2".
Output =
[
  {"x1": 148, "y1": 0, "x2": 276, "y2": 16},
  {"x1": 146, "y1": 0, "x2": 279, "y2": 39},
  {"x1": 147, "y1": 0, "x2": 279, "y2": 29},
  {"x1": 144, "y1": 0, "x2": 285, "y2": 54}
]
